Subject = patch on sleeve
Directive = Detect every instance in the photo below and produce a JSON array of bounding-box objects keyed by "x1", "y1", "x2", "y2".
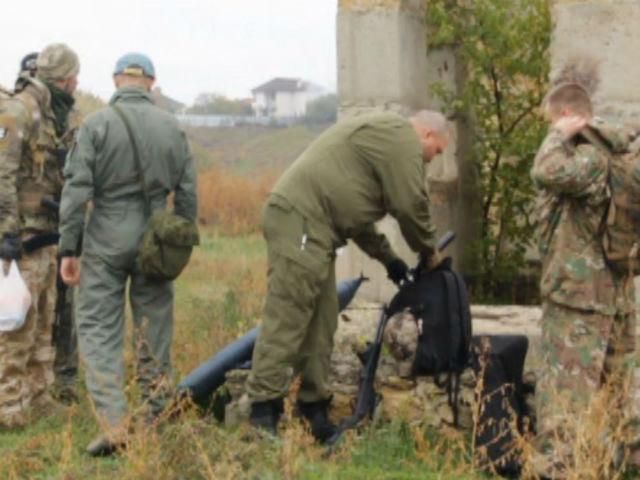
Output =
[{"x1": 0, "y1": 126, "x2": 7, "y2": 140}]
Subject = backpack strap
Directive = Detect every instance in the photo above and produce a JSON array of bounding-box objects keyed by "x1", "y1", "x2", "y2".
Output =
[
  {"x1": 111, "y1": 104, "x2": 152, "y2": 216},
  {"x1": 443, "y1": 270, "x2": 462, "y2": 426},
  {"x1": 580, "y1": 127, "x2": 616, "y2": 227}
]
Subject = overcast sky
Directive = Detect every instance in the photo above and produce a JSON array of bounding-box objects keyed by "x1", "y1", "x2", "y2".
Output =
[{"x1": 1, "y1": 0, "x2": 337, "y2": 105}]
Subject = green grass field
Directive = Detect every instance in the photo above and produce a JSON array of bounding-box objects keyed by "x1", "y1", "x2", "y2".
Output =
[
  {"x1": 3, "y1": 231, "x2": 637, "y2": 479},
  {"x1": 0, "y1": 231, "x2": 488, "y2": 480}
]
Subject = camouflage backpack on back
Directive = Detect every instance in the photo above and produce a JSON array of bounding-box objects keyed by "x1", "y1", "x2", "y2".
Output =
[{"x1": 583, "y1": 127, "x2": 640, "y2": 275}]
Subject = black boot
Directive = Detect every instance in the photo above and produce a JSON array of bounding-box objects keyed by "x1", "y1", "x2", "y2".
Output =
[
  {"x1": 249, "y1": 398, "x2": 284, "y2": 436},
  {"x1": 297, "y1": 398, "x2": 338, "y2": 444}
]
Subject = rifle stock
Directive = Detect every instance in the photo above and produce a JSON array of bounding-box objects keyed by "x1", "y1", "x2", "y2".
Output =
[{"x1": 328, "y1": 306, "x2": 388, "y2": 444}]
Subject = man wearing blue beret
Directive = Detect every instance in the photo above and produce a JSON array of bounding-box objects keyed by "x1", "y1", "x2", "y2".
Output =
[{"x1": 58, "y1": 53, "x2": 198, "y2": 456}]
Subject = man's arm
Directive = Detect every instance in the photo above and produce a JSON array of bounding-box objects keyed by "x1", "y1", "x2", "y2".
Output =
[
  {"x1": 173, "y1": 131, "x2": 197, "y2": 221},
  {"x1": 351, "y1": 122, "x2": 437, "y2": 258},
  {"x1": 58, "y1": 123, "x2": 95, "y2": 255},
  {"x1": 531, "y1": 129, "x2": 608, "y2": 198},
  {"x1": 0, "y1": 107, "x2": 27, "y2": 235},
  {"x1": 351, "y1": 223, "x2": 399, "y2": 265}
]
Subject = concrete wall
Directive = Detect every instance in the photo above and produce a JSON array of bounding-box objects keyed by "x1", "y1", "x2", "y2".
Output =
[
  {"x1": 337, "y1": 0, "x2": 428, "y2": 117},
  {"x1": 551, "y1": 0, "x2": 640, "y2": 123}
]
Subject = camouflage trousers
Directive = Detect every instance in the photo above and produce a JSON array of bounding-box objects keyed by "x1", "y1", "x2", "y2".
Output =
[
  {"x1": 52, "y1": 280, "x2": 78, "y2": 396},
  {"x1": 534, "y1": 301, "x2": 636, "y2": 477},
  {"x1": 0, "y1": 246, "x2": 57, "y2": 427},
  {"x1": 247, "y1": 201, "x2": 338, "y2": 404}
]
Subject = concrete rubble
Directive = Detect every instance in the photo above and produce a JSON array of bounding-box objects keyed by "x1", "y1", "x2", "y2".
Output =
[{"x1": 224, "y1": 301, "x2": 542, "y2": 432}]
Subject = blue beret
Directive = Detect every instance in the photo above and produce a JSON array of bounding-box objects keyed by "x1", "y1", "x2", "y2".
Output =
[{"x1": 114, "y1": 53, "x2": 155, "y2": 79}]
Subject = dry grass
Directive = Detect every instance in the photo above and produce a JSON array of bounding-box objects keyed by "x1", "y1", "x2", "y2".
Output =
[
  {"x1": 197, "y1": 167, "x2": 277, "y2": 236},
  {"x1": 0, "y1": 224, "x2": 637, "y2": 478}
]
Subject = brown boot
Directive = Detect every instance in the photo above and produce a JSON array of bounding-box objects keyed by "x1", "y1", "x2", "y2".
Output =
[{"x1": 86, "y1": 425, "x2": 128, "y2": 457}]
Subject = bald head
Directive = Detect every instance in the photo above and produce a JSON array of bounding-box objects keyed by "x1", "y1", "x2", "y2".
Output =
[
  {"x1": 409, "y1": 110, "x2": 450, "y2": 162},
  {"x1": 410, "y1": 110, "x2": 448, "y2": 135}
]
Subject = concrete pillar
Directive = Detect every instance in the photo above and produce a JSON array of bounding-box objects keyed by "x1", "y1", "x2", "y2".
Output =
[
  {"x1": 551, "y1": 0, "x2": 640, "y2": 122},
  {"x1": 335, "y1": 0, "x2": 477, "y2": 301},
  {"x1": 336, "y1": 0, "x2": 429, "y2": 116}
]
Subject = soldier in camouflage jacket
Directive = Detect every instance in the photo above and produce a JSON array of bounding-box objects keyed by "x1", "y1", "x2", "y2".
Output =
[
  {"x1": 531, "y1": 82, "x2": 636, "y2": 478},
  {"x1": 0, "y1": 44, "x2": 79, "y2": 427}
]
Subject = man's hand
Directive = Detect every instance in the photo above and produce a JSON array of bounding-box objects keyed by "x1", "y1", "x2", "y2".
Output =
[
  {"x1": 385, "y1": 258, "x2": 409, "y2": 285},
  {"x1": 553, "y1": 115, "x2": 588, "y2": 140},
  {"x1": 423, "y1": 250, "x2": 444, "y2": 272},
  {"x1": 0, "y1": 233, "x2": 22, "y2": 261},
  {"x1": 60, "y1": 257, "x2": 81, "y2": 286}
]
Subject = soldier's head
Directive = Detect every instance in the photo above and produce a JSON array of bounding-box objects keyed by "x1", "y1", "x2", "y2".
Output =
[
  {"x1": 543, "y1": 82, "x2": 593, "y2": 124},
  {"x1": 113, "y1": 53, "x2": 155, "y2": 92},
  {"x1": 409, "y1": 110, "x2": 450, "y2": 163},
  {"x1": 37, "y1": 43, "x2": 80, "y2": 94},
  {"x1": 19, "y1": 52, "x2": 39, "y2": 78}
]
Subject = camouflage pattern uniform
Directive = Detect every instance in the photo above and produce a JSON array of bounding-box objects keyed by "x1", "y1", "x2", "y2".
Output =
[
  {"x1": 51, "y1": 109, "x2": 80, "y2": 403},
  {"x1": 531, "y1": 120, "x2": 636, "y2": 475},
  {"x1": 247, "y1": 112, "x2": 437, "y2": 404},
  {"x1": 0, "y1": 74, "x2": 72, "y2": 427}
]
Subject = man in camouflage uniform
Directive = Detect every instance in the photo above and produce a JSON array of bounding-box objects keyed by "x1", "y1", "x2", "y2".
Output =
[
  {"x1": 58, "y1": 53, "x2": 197, "y2": 456},
  {"x1": 247, "y1": 110, "x2": 449, "y2": 443},
  {"x1": 0, "y1": 43, "x2": 79, "y2": 428},
  {"x1": 531, "y1": 82, "x2": 636, "y2": 478},
  {"x1": 14, "y1": 51, "x2": 80, "y2": 405}
]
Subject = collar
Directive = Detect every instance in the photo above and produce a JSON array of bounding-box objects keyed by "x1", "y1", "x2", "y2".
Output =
[{"x1": 109, "y1": 86, "x2": 155, "y2": 105}]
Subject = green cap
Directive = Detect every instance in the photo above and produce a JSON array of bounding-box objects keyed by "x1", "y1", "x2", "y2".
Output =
[{"x1": 37, "y1": 43, "x2": 79, "y2": 81}]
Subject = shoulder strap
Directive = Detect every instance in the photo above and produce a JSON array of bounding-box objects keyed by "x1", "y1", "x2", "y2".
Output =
[
  {"x1": 111, "y1": 104, "x2": 151, "y2": 213},
  {"x1": 580, "y1": 127, "x2": 615, "y2": 158},
  {"x1": 580, "y1": 127, "x2": 618, "y2": 245},
  {"x1": 442, "y1": 270, "x2": 463, "y2": 426}
]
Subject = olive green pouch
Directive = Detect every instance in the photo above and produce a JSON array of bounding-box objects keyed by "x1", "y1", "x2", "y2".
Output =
[{"x1": 113, "y1": 105, "x2": 199, "y2": 281}]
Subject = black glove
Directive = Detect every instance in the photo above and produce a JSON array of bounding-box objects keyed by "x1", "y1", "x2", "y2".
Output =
[
  {"x1": 385, "y1": 258, "x2": 409, "y2": 285},
  {"x1": 0, "y1": 232, "x2": 22, "y2": 260}
]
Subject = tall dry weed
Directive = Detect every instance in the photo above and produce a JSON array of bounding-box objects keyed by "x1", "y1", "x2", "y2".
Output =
[{"x1": 198, "y1": 168, "x2": 277, "y2": 235}]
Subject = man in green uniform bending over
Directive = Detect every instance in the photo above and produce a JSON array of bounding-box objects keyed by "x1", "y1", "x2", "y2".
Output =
[{"x1": 247, "y1": 110, "x2": 449, "y2": 442}]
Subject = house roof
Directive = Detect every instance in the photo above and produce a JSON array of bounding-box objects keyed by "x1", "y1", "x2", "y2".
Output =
[{"x1": 251, "y1": 77, "x2": 310, "y2": 94}]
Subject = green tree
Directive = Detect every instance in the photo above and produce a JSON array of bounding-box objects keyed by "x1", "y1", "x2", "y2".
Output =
[
  {"x1": 187, "y1": 93, "x2": 253, "y2": 115},
  {"x1": 74, "y1": 90, "x2": 106, "y2": 119},
  {"x1": 305, "y1": 94, "x2": 338, "y2": 124},
  {"x1": 427, "y1": 0, "x2": 551, "y2": 301}
]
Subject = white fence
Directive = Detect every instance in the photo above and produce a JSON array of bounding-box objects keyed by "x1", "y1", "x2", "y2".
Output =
[{"x1": 175, "y1": 114, "x2": 298, "y2": 128}]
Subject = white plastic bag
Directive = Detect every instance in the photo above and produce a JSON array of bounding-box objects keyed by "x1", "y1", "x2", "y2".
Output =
[{"x1": 0, "y1": 261, "x2": 32, "y2": 332}]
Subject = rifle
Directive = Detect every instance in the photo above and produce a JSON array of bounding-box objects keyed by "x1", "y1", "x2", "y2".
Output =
[
  {"x1": 327, "y1": 231, "x2": 457, "y2": 447},
  {"x1": 328, "y1": 305, "x2": 389, "y2": 444},
  {"x1": 21, "y1": 197, "x2": 61, "y2": 253}
]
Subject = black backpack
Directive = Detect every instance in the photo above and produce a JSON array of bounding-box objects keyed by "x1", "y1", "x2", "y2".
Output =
[
  {"x1": 387, "y1": 258, "x2": 473, "y2": 425},
  {"x1": 471, "y1": 334, "x2": 530, "y2": 479}
]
